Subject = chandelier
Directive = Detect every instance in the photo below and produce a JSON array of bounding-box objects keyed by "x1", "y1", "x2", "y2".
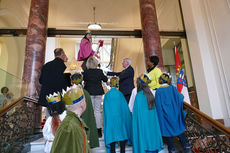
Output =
[{"x1": 88, "y1": 7, "x2": 102, "y2": 30}]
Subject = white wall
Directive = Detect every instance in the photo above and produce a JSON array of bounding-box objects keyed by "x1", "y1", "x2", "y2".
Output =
[
  {"x1": 181, "y1": 0, "x2": 230, "y2": 126},
  {"x1": 45, "y1": 38, "x2": 56, "y2": 63},
  {"x1": 0, "y1": 39, "x2": 8, "y2": 72}
]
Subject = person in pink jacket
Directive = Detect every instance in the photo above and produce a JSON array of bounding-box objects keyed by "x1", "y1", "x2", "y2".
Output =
[{"x1": 77, "y1": 30, "x2": 95, "y2": 71}]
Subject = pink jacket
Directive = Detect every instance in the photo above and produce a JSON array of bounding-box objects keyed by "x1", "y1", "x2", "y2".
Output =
[{"x1": 77, "y1": 38, "x2": 95, "y2": 61}]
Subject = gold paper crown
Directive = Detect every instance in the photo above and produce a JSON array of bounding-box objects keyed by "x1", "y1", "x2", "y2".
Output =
[
  {"x1": 46, "y1": 92, "x2": 61, "y2": 105},
  {"x1": 71, "y1": 73, "x2": 83, "y2": 85},
  {"x1": 160, "y1": 73, "x2": 170, "y2": 83},
  {"x1": 138, "y1": 73, "x2": 151, "y2": 84},
  {"x1": 110, "y1": 76, "x2": 119, "y2": 87},
  {"x1": 72, "y1": 78, "x2": 83, "y2": 85},
  {"x1": 86, "y1": 30, "x2": 91, "y2": 34},
  {"x1": 62, "y1": 84, "x2": 84, "y2": 105}
]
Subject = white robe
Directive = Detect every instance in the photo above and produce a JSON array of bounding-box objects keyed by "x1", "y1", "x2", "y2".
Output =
[
  {"x1": 42, "y1": 111, "x2": 66, "y2": 153},
  {"x1": 128, "y1": 88, "x2": 156, "y2": 113}
]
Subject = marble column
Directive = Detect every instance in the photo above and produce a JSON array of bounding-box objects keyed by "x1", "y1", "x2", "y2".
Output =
[
  {"x1": 22, "y1": 0, "x2": 49, "y2": 99},
  {"x1": 139, "y1": 0, "x2": 164, "y2": 70}
]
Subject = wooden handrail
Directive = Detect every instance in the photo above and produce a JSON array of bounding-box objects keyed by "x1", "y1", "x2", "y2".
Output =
[
  {"x1": 183, "y1": 102, "x2": 230, "y2": 138},
  {"x1": 0, "y1": 96, "x2": 37, "y2": 117}
]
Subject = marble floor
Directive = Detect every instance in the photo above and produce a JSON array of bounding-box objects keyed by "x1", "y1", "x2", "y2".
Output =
[{"x1": 29, "y1": 137, "x2": 169, "y2": 153}]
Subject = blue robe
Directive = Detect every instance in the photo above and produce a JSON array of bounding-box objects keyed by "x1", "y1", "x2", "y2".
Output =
[
  {"x1": 132, "y1": 90, "x2": 164, "y2": 153},
  {"x1": 103, "y1": 88, "x2": 132, "y2": 153},
  {"x1": 155, "y1": 85, "x2": 186, "y2": 137}
]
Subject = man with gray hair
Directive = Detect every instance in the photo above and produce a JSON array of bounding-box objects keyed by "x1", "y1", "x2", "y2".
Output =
[
  {"x1": 38, "y1": 48, "x2": 69, "y2": 108},
  {"x1": 107, "y1": 58, "x2": 135, "y2": 103}
]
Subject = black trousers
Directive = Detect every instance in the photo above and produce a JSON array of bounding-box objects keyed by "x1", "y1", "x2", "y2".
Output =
[
  {"x1": 110, "y1": 140, "x2": 126, "y2": 153},
  {"x1": 165, "y1": 132, "x2": 191, "y2": 153},
  {"x1": 124, "y1": 94, "x2": 131, "y2": 104},
  {"x1": 81, "y1": 59, "x2": 88, "y2": 71}
]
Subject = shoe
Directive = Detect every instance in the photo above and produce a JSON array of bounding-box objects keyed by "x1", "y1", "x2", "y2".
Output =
[
  {"x1": 168, "y1": 148, "x2": 179, "y2": 153},
  {"x1": 184, "y1": 147, "x2": 193, "y2": 153},
  {"x1": 97, "y1": 128, "x2": 102, "y2": 138}
]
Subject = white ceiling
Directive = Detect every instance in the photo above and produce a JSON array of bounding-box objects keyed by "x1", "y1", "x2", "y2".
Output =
[{"x1": 0, "y1": 0, "x2": 184, "y2": 31}]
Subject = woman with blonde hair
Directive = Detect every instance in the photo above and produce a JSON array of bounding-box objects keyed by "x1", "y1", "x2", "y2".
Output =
[{"x1": 82, "y1": 56, "x2": 108, "y2": 137}]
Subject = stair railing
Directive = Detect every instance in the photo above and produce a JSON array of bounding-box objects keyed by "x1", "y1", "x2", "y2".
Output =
[
  {"x1": 184, "y1": 102, "x2": 230, "y2": 152},
  {"x1": 0, "y1": 96, "x2": 39, "y2": 153}
]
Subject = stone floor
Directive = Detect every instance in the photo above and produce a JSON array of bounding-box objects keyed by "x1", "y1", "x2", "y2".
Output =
[
  {"x1": 34, "y1": 107, "x2": 170, "y2": 153},
  {"x1": 29, "y1": 137, "x2": 169, "y2": 153}
]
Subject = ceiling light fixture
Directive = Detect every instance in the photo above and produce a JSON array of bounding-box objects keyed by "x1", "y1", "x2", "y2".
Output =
[
  {"x1": 88, "y1": 7, "x2": 102, "y2": 30},
  {"x1": 88, "y1": 23, "x2": 101, "y2": 30}
]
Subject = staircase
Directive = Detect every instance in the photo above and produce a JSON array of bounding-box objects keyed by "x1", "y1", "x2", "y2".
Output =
[
  {"x1": 2, "y1": 96, "x2": 230, "y2": 152},
  {"x1": 28, "y1": 137, "x2": 168, "y2": 153}
]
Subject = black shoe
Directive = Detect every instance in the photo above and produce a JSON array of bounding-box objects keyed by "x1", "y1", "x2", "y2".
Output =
[{"x1": 97, "y1": 128, "x2": 102, "y2": 138}]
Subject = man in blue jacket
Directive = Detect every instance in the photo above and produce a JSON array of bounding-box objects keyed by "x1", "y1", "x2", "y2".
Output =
[{"x1": 107, "y1": 58, "x2": 134, "y2": 103}]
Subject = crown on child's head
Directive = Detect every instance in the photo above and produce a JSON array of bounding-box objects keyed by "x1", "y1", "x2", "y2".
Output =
[
  {"x1": 110, "y1": 76, "x2": 119, "y2": 87},
  {"x1": 62, "y1": 84, "x2": 84, "y2": 105},
  {"x1": 85, "y1": 30, "x2": 91, "y2": 34},
  {"x1": 138, "y1": 73, "x2": 151, "y2": 84},
  {"x1": 71, "y1": 73, "x2": 83, "y2": 85},
  {"x1": 46, "y1": 92, "x2": 61, "y2": 105},
  {"x1": 160, "y1": 73, "x2": 170, "y2": 83}
]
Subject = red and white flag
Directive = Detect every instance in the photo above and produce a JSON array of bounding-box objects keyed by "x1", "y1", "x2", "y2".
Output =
[{"x1": 175, "y1": 46, "x2": 191, "y2": 104}]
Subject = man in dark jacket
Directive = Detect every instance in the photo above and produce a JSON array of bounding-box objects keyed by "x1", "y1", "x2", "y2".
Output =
[
  {"x1": 38, "y1": 48, "x2": 69, "y2": 109},
  {"x1": 107, "y1": 58, "x2": 134, "y2": 103}
]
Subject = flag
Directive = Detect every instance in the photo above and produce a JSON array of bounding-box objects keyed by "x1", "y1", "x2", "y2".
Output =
[
  {"x1": 175, "y1": 46, "x2": 182, "y2": 78},
  {"x1": 175, "y1": 46, "x2": 191, "y2": 104}
]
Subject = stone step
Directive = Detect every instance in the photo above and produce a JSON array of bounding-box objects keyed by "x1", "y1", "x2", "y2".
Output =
[
  {"x1": 99, "y1": 137, "x2": 105, "y2": 147},
  {"x1": 91, "y1": 146, "x2": 133, "y2": 153},
  {"x1": 29, "y1": 137, "x2": 45, "y2": 153}
]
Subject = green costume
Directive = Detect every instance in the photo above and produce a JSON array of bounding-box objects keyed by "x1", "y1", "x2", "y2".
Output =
[
  {"x1": 81, "y1": 89, "x2": 99, "y2": 148},
  {"x1": 51, "y1": 111, "x2": 90, "y2": 153}
]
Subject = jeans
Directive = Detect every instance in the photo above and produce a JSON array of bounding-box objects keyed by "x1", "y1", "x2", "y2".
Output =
[
  {"x1": 165, "y1": 132, "x2": 192, "y2": 153},
  {"x1": 91, "y1": 95, "x2": 102, "y2": 128},
  {"x1": 81, "y1": 59, "x2": 88, "y2": 71}
]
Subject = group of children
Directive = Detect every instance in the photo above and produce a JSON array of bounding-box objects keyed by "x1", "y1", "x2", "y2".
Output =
[
  {"x1": 42, "y1": 71, "x2": 192, "y2": 153},
  {"x1": 104, "y1": 73, "x2": 192, "y2": 153}
]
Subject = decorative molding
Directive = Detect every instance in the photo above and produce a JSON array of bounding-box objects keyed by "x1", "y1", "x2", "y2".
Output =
[{"x1": 0, "y1": 29, "x2": 187, "y2": 38}]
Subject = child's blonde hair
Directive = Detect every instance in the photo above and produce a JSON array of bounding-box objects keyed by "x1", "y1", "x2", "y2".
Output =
[{"x1": 86, "y1": 56, "x2": 98, "y2": 69}]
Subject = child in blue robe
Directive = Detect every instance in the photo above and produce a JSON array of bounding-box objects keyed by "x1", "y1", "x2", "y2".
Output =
[
  {"x1": 155, "y1": 73, "x2": 192, "y2": 153},
  {"x1": 132, "y1": 74, "x2": 164, "y2": 153},
  {"x1": 103, "y1": 76, "x2": 132, "y2": 153}
]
